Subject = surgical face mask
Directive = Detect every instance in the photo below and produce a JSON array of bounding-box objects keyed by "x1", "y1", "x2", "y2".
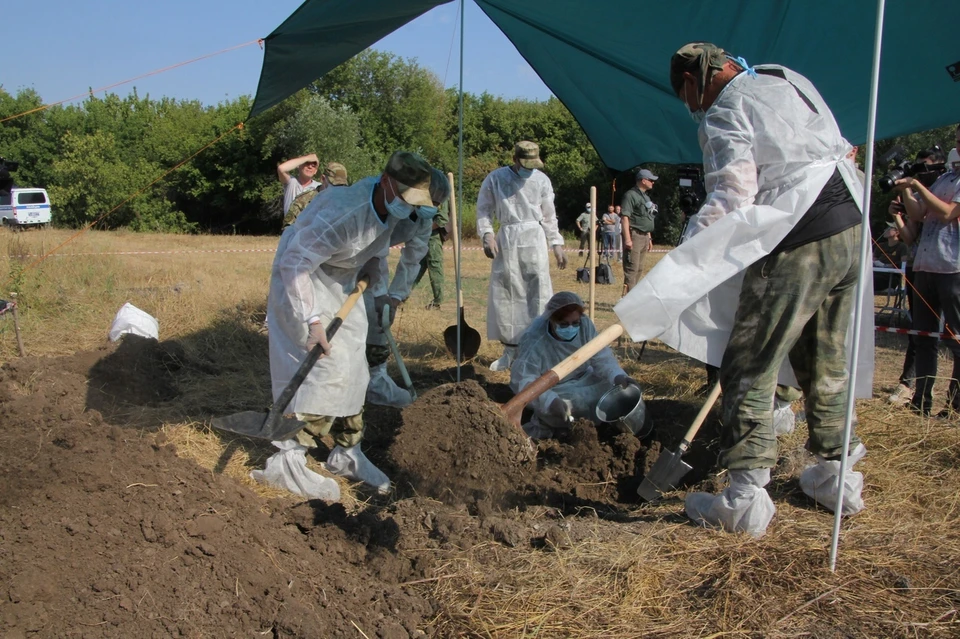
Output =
[
  {"x1": 683, "y1": 83, "x2": 706, "y2": 124},
  {"x1": 419, "y1": 204, "x2": 439, "y2": 218},
  {"x1": 516, "y1": 167, "x2": 534, "y2": 179},
  {"x1": 384, "y1": 178, "x2": 415, "y2": 219},
  {"x1": 552, "y1": 323, "x2": 580, "y2": 341}
]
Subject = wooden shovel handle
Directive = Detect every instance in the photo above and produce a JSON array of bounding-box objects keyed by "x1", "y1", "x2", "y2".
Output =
[
  {"x1": 678, "y1": 381, "x2": 721, "y2": 453},
  {"x1": 446, "y1": 172, "x2": 465, "y2": 310},
  {"x1": 502, "y1": 324, "x2": 624, "y2": 424}
]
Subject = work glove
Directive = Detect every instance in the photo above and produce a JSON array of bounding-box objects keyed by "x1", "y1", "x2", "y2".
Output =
[
  {"x1": 374, "y1": 295, "x2": 401, "y2": 327},
  {"x1": 547, "y1": 397, "x2": 571, "y2": 421},
  {"x1": 306, "y1": 321, "x2": 331, "y2": 356},
  {"x1": 357, "y1": 257, "x2": 383, "y2": 290},
  {"x1": 614, "y1": 374, "x2": 638, "y2": 389},
  {"x1": 482, "y1": 233, "x2": 499, "y2": 259},
  {"x1": 553, "y1": 244, "x2": 568, "y2": 270}
]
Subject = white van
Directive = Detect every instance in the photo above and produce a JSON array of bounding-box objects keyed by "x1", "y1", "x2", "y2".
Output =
[{"x1": 0, "y1": 188, "x2": 52, "y2": 228}]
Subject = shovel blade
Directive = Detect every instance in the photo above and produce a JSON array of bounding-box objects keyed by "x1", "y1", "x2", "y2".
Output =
[
  {"x1": 211, "y1": 411, "x2": 306, "y2": 442},
  {"x1": 637, "y1": 448, "x2": 693, "y2": 502},
  {"x1": 444, "y1": 308, "x2": 482, "y2": 361}
]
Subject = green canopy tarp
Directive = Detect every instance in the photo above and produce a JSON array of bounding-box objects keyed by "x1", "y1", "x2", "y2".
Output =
[{"x1": 250, "y1": 0, "x2": 960, "y2": 169}]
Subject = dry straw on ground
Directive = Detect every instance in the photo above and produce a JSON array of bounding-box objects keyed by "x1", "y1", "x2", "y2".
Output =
[{"x1": 2, "y1": 228, "x2": 958, "y2": 637}]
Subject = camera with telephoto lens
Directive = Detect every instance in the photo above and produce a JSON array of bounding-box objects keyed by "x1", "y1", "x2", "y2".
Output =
[
  {"x1": 0, "y1": 157, "x2": 19, "y2": 194},
  {"x1": 878, "y1": 146, "x2": 946, "y2": 193},
  {"x1": 677, "y1": 165, "x2": 706, "y2": 217}
]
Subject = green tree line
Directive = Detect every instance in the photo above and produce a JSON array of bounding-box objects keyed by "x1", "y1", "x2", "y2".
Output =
[{"x1": 1, "y1": 49, "x2": 955, "y2": 241}]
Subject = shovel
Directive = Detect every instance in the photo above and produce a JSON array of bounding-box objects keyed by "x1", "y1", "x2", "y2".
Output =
[
  {"x1": 211, "y1": 276, "x2": 370, "y2": 441},
  {"x1": 381, "y1": 308, "x2": 416, "y2": 401},
  {"x1": 500, "y1": 323, "x2": 624, "y2": 428},
  {"x1": 636, "y1": 381, "x2": 721, "y2": 502},
  {"x1": 443, "y1": 172, "x2": 481, "y2": 361}
]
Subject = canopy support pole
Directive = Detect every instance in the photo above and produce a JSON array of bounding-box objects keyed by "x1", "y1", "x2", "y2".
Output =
[
  {"x1": 455, "y1": 0, "x2": 465, "y2": 383},
  {"x1": 830, "y1": 0, "x2": 886, "y2": 573}
]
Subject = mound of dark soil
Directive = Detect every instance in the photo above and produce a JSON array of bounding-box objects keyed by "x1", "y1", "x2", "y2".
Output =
[
  {"x1": 390, "y1": 381, "x2": 536, "y2": 506},
  {"x1": 0, "y1": 341, "x2": 434, "y2": 639}
]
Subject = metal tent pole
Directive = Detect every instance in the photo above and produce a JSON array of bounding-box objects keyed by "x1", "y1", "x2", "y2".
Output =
[
  {"x1": 455, "y1": 0, "x2": 465, "y2": 382},
  {"x1": 830, "y1": 0, "x2": 886, "y2": 573}
]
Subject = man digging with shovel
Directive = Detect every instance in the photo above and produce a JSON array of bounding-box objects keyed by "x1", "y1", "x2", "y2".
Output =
[{"x1": 266, "y1": 151, "x2": 435, "y2": 496}]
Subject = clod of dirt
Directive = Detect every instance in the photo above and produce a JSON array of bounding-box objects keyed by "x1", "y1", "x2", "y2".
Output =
[{"x1": 390, "y1": 381, "x2": 535, "y2": 507}]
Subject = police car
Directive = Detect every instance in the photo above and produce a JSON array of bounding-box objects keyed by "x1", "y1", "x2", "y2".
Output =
[{"x1": 0, "y1": 188, "x2": 52, "y2": 228}]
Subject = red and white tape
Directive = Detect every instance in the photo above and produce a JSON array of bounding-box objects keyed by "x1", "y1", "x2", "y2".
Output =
[
  {"x1": 24, "y1": 246, "x2": 670, "y2": 258},
  {"x1": 876, "y1": 326, "x2": 960, "y2": 342}
]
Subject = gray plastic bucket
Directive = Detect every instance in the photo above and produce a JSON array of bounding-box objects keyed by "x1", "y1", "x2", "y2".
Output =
[{"x1": 595, "y1": 383, "x2": 649, "y2": 437}]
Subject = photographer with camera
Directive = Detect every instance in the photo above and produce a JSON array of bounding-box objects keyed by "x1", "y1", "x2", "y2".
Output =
[{"x1": 893, "y1": 125, "x2": 960, "y2": 416}]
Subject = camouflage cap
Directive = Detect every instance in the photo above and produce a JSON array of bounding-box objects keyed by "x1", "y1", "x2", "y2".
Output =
[
  {"x1": 323, "y1": 162, "x2": 348, "y2": 186},
  {"x1": 514, "y1": 140, "x2": 544, "y2": 170},
  {"x1": 384, "y1": 151, "x2": 433, "y2": 207},
  {"x1": 670, "y1": 42, "x2": 728, "y2": 97},
  {"x1": 545, "y1": 291, "x2": 584, "y2": 317}
]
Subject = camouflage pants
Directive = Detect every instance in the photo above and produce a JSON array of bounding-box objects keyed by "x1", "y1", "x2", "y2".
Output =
[
  {"x1": 366, "y1": 344, "x2": 391, "y2": 368},
  {"x1": 414, "y1": 234, "x2": 444, "y2": 305},
  {"x1": 295, "y1": 411, "x2": 365, "y2": 449},
  {"x1": 719, "y1": 225, "x2": 862, "y2": 470}
]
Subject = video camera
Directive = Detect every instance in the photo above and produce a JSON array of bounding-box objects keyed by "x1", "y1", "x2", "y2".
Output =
[
  {"x1": 0, "y1": 157, "x2": 18, "y2": 194},
  {"x1": 878, "y1": 146, "x2": 945, "y2": 193},
  {"x1": 677, "y1": 165, "x2": 705, "y2": 217}
]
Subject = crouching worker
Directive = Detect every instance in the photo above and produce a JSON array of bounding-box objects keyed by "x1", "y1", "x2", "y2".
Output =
[{"x1": 510, "y1": 292, "x2": 637, "y2": 439}]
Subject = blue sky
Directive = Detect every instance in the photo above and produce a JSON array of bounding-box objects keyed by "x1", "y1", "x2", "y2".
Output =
[{"x1": 3, "y1": 0, "x2": 553, "y2": 108}]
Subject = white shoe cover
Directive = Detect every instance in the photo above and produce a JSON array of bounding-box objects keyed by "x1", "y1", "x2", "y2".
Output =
[
  {"x1": 489, "y1": 346, "x2": 517, "y2": 372},
  {"x1": 251, "y1": 439, "x2": 340, "y2": 502},
  {"x1": 326, "y1": 444, "x2": 391, "y2": 494},
  {"x1": 799, "y1": 443, "x2": 866, "y2": 516},
  {"x1": 685, "y1": 468, "x2": 776, "y2": 538},
  {"x1": 365, "y1": 363, "x2": 413, "y2": 408},
  {"x1": 773, "y1": 399, "x2": 796, "y2": 436}
]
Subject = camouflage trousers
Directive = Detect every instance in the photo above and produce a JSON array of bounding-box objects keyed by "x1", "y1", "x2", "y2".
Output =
[
  {"x1": 414, "y1": 234, "x2": 444, "y2": 305},
  {"x1": 295, "y1": 411, "x2": 365, "y2": 449},
  {"x1": 719, "y1": 225, "x2": 862, "y2": 470}
]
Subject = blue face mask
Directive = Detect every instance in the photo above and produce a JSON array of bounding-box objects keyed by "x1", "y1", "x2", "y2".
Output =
[
  {"x1": 383, "y1": 178, "x2": 415, "y2": 219},
  {"x1": 419, "y1": 204, "x2": 439, "y2": 218},
  {"x1": 553, "y1": 324, "x2": 580, "y2": 341},
  {"x1": 516, "y1": 167, "x2": 534, "y2": 179}
]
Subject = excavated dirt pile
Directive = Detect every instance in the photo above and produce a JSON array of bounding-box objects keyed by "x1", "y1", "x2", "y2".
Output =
[
  {"x1": 390, "y1": 381, "x2": 536, "y2": 506},
  {"x1": 390, "y1": 382, "x2": 651, "y2": 510},
  {"x1": 0, "y1": 338, "x2": 434, "y2": 639}
]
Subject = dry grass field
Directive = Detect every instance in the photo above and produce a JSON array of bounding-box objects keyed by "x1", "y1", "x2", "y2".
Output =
[{"x1": 2, "y1": 227, "x2": 959, "y2": 637}]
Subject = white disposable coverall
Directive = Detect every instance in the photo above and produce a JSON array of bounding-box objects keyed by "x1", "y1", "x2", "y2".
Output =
[
  {"x1": 614, "y1": 65, "x2": 873, "y2": 398},
  {"x1": 268, "y1": 177, "x2": 398, "y2": 417},
  {"x1": 477, "y1": 167, "x2": 564, "y2": 344},
  {"x1": 510, "y1": 313, "x2": 625, "y2": 428}
]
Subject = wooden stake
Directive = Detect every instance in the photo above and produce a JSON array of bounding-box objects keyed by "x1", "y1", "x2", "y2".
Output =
[{"x1": 9, "y1": 293, "x2": 24, "y2": 357}]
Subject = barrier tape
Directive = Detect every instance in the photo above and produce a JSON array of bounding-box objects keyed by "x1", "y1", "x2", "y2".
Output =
[
  {"x1": 876, "y1": 325, "x2": 960, "y2": 342},
  {"x1": 15, "y1": 246, "x2": 670, "y2": 258}
]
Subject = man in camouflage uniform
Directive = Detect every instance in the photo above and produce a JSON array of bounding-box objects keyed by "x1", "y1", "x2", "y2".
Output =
[
  {"x1": 413, "y1": 201, "x2": 448, "y2": 309},
  {"x1": 282, "y1": 162, "x2": 349, "y2": 228}
]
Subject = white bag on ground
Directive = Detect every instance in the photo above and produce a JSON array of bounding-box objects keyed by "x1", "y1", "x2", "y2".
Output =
[
  {"x1": 108, "y1": 302, "x2": 159, "y2": 341},
  {"x1": 685, "y1": 468, "x2": 776, "y2": 538},
  {"x1": 773, "y1": 399, "x2": 796, "y2": 436},
  {"x1": 251, "y1": 439, "x2": 340, "y2": 502},
  {"x1": 800, "y1": 443, "x2": 866, "y2": 516}
]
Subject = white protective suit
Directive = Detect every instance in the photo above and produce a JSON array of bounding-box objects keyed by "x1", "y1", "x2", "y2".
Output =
[
  {"x1": 363, "y1": 210, "x2": 434, "y2": 407},
  {"x1": 510, "y1": 313, "x2": 626, "y2": 430},
  {"x1": 614, "y1": 65, "x2": 874, "y2": 398},
  {"x1": 268, "y1": 177, "x2": 399, "y2": 417},
  {"x1": 477, "y1": 167, "x2": 564, "y2": 344}
]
